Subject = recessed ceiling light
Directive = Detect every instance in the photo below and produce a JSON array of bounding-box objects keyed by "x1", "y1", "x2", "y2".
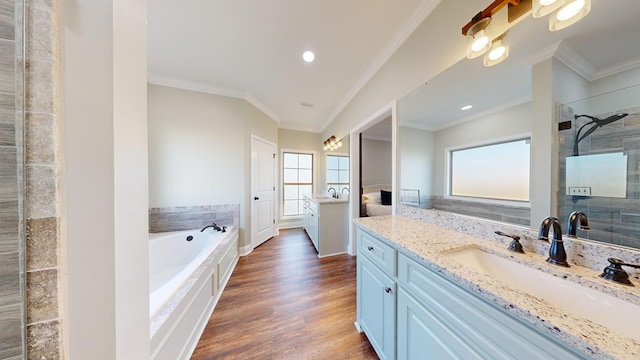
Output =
[
  {"x1": 461, "y1": 105, "x2": 473, "y2": 111},
  {"x1": 302, "y1": 50, "x2": 315, "y2": 63}
]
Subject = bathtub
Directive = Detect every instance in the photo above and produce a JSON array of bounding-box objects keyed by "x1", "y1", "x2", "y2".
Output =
[
  {"x1": 149, "y1": 227, "x2": 239, "y2": 360},
  {"x1": 149, "y1": 229, "x2": 223, "y2": 317}
]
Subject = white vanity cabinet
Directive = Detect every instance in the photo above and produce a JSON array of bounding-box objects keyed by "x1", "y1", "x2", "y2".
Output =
[
  {"x1": 302, "y1": 195, "x2": 348, "y2": 257},
  {"x1": 357, "y1": 229, "x2": 397, "y2": 360},
  {"x1": 355, "y1": 226, "x2": 588, "y2": 360}
]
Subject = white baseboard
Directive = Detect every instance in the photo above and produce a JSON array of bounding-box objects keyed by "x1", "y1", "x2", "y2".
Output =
[{"x1": 239, "y1": 243, "x2": 253, "y2": 256}]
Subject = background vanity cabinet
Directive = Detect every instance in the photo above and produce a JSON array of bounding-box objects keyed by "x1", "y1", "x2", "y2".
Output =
[
  {"x1": 356, "y1": 227, "x2": 588, "y2": 360},
  {"x1": 357, "y1": 229, "x2": 397, "y2": 360},
  {"x1": 303, "y1": 195, "x2": 348, "y2": 257}
]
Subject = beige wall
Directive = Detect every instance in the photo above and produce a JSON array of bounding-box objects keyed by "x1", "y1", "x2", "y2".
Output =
[
  {"x1": 361, "y1": 138, "x2": 392, "y2": 186},
  {"x1": 148, "y1": 84, "x2": 278, "y2": 249},
  {"x1": 399, "y1": 127, "x2": 434, "y2": 197}
]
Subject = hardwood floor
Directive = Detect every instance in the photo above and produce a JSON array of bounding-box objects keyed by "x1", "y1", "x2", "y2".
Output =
[{"x1": 191, "y1": 228, "x2": 378, "y2": 360}]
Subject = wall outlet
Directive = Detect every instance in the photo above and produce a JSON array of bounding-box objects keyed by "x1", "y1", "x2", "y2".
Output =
[{"x1": 568, "y1": 186, "x2": 592, "y2": 196}]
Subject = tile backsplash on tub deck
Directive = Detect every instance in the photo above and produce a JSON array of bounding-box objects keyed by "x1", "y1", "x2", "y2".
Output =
[{"x1": 149, "y1": 204, "x2": 239, "y2": 233}]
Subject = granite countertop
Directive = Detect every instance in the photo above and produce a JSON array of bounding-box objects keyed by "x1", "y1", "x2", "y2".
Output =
[
  {"x1": 304, "y1": 193, "x2": 349, "y2": 204},
  {"x1": 354, "y1": 215, "x2": 640, "y2": 360}
]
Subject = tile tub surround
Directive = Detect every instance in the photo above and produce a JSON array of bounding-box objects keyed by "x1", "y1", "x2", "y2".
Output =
[
  {"x1": 355, "y1": 214, "x2": 640, "y2": 359},
  {"x1": 149, "y1": 204, "x2": 239, "y2": 233}
]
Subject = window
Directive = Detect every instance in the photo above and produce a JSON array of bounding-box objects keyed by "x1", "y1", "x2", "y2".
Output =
[
  {"x1": 449, "y1": 138, "x2": 530, "y2": 202},
  {"x1": 326, "y1": 155, "x2": 349, "y2": 193},
  {"x1": 283, "y1": 152, "x2": 313, "y2": 216}
]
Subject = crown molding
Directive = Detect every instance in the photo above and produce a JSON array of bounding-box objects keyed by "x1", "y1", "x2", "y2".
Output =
[
  {"x1": 553, "y1": 42, "x2": 598, "y2": 81},
  {"x1": 592, "y1": 56, "x2": 640, "y2": 81},
  {"x1": 148, "y1": 73, "x2": 244, "y2": 98},
  {"x1": 244, "y1": 93, "x2": 281, "y2": 124}
]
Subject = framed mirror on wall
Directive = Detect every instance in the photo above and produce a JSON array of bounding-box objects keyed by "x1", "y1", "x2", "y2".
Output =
[{"x1": 397, "y1": 0, "x2": 640, "y2": 250}]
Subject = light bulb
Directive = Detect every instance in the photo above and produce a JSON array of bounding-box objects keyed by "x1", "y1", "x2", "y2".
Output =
[
  {"x1": 556, "y1": 0, "x2": 584, "y2": 20},
  {"x1": 471, "y1": 34, "x2": 490, "y2": 52},
  {"x1": 488, "y1": 45, "x2": 506, "y2": 61},
  {"x1": 549, "y1": 0, "x2": 590, "y2": 31}
]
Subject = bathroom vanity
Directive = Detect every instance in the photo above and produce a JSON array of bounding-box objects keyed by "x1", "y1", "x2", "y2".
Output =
[
  {"x1": 302, "y1": 194, "x2": 348, "y2": 257},
  {"x1": 355, "y1": 215, "x2": 640, "y2": 360}
]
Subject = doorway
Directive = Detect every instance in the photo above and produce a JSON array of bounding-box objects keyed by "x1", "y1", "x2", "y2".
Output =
[{"x1": 348, "y1": 102, "x2": 398, "y2": 254}]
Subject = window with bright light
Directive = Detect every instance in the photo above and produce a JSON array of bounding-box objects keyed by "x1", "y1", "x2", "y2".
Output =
[
  {"x1": 283, "y1": 152, "x2": 313, "y2": 216},
  {"x1": 449, "y1": 138, "x2": 530, "y2": 202},
  {"x1": 326, "y1": 155, "x2": 349, "y2": 193}
]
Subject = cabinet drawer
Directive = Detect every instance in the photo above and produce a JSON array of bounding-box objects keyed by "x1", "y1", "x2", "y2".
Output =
[{"x1": 358, "y1": 229, "x2": 396, "y2": 276}]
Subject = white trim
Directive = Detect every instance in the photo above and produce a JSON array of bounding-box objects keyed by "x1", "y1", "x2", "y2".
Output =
[
  {"x1": 245, "y1": 93, "x2": 281, "y2": 124},
  {"x1": 444, "y1": 133, "x2": 532, "y2": 206},
  {"x1": 280, "y1": 149, "x2": 318, "y2": 219},
  {"x1": 348, "y1": 101, "x2": 397, "y2": 256},
  {"x1": 148, "y1": 73, "x2": 244, "y2": 98}
]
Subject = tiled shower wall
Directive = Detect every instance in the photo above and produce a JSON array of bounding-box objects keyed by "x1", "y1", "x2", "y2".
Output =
[
  {"x1": 558, "y1": 101, "x2": 640, "y2": 248},
  {"x1": 1, "y1": 0, "x2": 24, "y2": 358}
]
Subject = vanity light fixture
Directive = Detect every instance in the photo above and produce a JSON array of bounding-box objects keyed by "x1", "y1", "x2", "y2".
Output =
[
  {"x1": 462, "y1": 0, "x2": 590, "y2": 67},
  {"x1": 323, "y1": 135, "x2": 342, "y2": 151},
  {"x1": 462, "y1": 0, "x2": 519, "y2": 60},
  {"x1": 484, "y1": 33, "x2": 509, "y2": 67}
]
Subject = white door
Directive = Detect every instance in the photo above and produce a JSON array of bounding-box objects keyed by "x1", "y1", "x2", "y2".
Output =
[{"x1": 251, "y1": 136, "x2": 276, "y2": 248}]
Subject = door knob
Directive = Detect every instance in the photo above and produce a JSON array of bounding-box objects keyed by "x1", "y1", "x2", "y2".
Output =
[
  {"x1": 384, "y1": 287, "x2": 392, "y2": 294},
  {"x1": 254, "y1": 196, "x2": 259, "y2": 200}
]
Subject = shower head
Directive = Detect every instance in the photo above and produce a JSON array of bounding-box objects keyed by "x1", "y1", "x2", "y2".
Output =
[{"x1": 573, "y1": 113, "x2": 629, "y2": 156}]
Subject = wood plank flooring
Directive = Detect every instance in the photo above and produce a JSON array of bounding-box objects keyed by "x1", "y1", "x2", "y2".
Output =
[{"x1": 191, "y1": 228, "x2": 378, "y2": 360}]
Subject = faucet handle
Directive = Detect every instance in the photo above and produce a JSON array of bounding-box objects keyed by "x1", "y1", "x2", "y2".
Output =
[
  {"x1": 600, "y1": 258, "x2": 640, "y2": 286},
  {"x1": 495, "y1": 231, "x2": 524, "y2": 254}
]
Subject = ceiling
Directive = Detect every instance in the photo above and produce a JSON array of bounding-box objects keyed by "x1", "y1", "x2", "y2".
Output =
[
  {"x1": 148, "y1": 0, "x2": 640, "y2": 135},
  {"x1": 147, "y1": 0, "x2": 435, "y2": 133}
]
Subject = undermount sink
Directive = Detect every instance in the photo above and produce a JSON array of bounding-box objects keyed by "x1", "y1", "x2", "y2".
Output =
[{"x1": 446, "y1": 246, "x2": 640, "y2": 342}]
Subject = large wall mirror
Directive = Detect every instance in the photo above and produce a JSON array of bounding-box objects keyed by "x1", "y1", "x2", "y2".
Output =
[{"x1": 397, "y1": 0, "x2": 640, "y2": 249}]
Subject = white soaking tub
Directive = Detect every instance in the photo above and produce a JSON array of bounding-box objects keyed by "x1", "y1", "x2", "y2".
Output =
[{"x1": 149, "y1": 226, "x2": 238, "y2": 360}]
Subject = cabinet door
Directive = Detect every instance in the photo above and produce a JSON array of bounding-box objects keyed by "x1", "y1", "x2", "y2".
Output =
[
  {"x1": 358, "y1": 256, "x2": 396, "y2": 360},
  {"x1": 302, "y1": 203, "x2": 308, "y2": 232},
  {"x1": 397, "y1": 287, "x2": 483, "y2": 360},
  {"x1": 309, "y1": 210, "x2": 319, "y2": 251}
]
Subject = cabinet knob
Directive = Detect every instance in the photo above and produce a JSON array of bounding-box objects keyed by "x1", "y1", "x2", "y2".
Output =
[
  {"x1": 254, "y1": 196, "x2": 259, "y2": 200},
  {"x1": 367, "y1": 246, "x2": 374, "y2": 251},
  {"x1": 384, "y1": 287, "x2": 392, "y2": 294}
]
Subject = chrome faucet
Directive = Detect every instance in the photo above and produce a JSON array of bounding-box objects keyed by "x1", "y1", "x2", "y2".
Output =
[
  {"x1": 342, "y1": 188, "x2": 350, "y2": 195},
  {"x1": 567, "y1": 211, "x2": 590, "y2": 238},
  {"x1": 538, "y1": 217, "x2": 569, "y2": 267},
  {"x1": 327, "y1": 187, "x2": 337, "y2": 198}
]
